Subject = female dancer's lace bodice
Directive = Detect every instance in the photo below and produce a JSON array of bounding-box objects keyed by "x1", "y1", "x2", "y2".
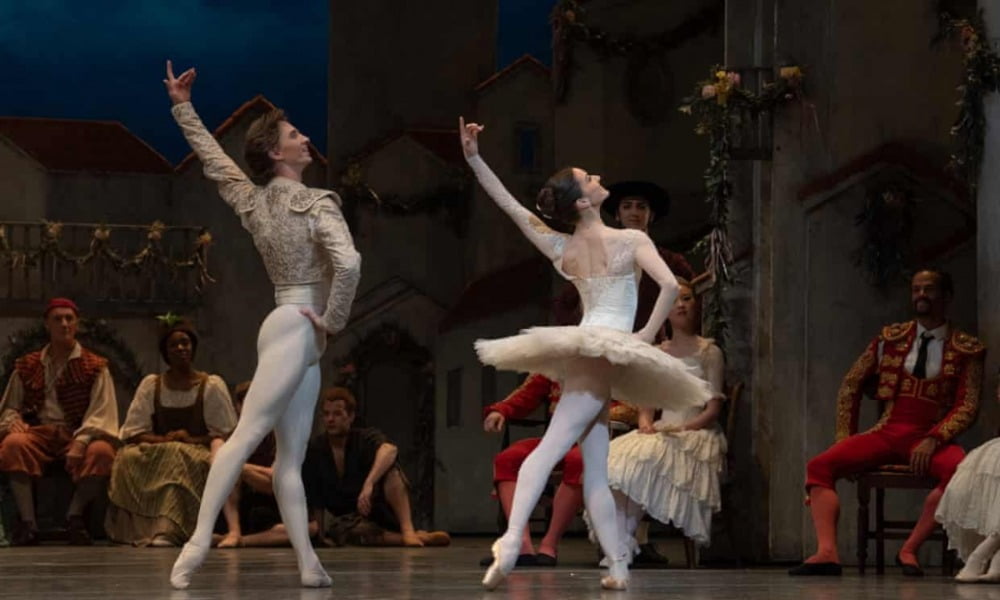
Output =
[
  {"x1": 467, "y1": 155, "x2": 648, "y2": 333},
  {"x1": 171, "y1": 102, "x2": 361, "y2": 333},
  {"x1": 552, "y1": 233, "x2": 646, "y2": 332}
]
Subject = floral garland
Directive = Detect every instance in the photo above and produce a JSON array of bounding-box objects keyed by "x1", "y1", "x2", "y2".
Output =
[
  {"x1": 937, "y1": 12, "x2": 1000, "y2": 193},
  {"x1": 0, "y1": 221, "x2": 215, "y2": 292},
  {"x1": 678, "y1": 66, "x2": 805, "y2": 345},
  {"x1": 550, "y1": 0, "x2": 723, "y2": 102},
  {"x1": 339, "y1": 162, "x2": 471, "y2": 234},
  {"x1": 852, "y1": 185, "x2": 916, "y2": 288}
]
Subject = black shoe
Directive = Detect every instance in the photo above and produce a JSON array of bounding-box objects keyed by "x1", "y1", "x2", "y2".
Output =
[
  {"x1": 11, "y1": 521, "x2": 38, "y2": 547},
  {"x1": 788, "y1": 562, "x2": 842, "y2": 576},
  {"x1": 633, "y1": 543, "x2": 669, "y2": 569},
  {"x1": 479, "y1": 553, "x2": 537, "y2": 567},
  {"x1": 66, "y1": 516, "x2": 93, "y2": 546},
  {"x1": 895, "y1": 554, "x2": 924, "y2": 577},
  {"x1": 534, "y1": 553, "x2": 557, "y2": 567}
]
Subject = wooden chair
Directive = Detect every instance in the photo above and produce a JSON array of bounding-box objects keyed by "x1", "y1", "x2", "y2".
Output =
[
  {"x1": 855, "y1": 464, "x2": 955, "y2": 575},
  {"x1": 851, "y1": 392, "x2": 956, "y2": 575}
]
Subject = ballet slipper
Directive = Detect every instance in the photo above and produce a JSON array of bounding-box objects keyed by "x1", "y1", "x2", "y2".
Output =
[
  {"x1": 601, "y1": 557, "x2": 630, "y2": 591},
  {"x1": 170, "y1": 541, "x2": 209, "y2": 589},
  {"x1": 482, "y1": 536, "x2": 519, "y2": 590}
]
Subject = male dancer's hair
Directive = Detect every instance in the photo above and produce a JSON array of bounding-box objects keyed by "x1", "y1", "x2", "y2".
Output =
[{"x1": 244, "y1": 109, "x2": 288, "y2": 183}]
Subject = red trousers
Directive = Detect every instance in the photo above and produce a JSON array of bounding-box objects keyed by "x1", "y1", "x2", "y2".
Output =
[
  {"x1": 493, "y1": 438, "x2": 583, "y2": 486},
  {"x1": 0, "y1": 425, "x2": 115, "y2": 481},
  {"x1": 806, "y1": 422, "x2": 964, "y2": 492}
]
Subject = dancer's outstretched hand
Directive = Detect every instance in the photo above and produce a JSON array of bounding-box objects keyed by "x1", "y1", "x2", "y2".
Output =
[
  {"x1": 299, "y1": 307, "x2": 329, "y2": 335},
  {"x1": 459, "y1": 116, "x2": 484, "y2": 159},
  {"x1": 164, "y1": 59, "x2": 197, "y2": 105}
]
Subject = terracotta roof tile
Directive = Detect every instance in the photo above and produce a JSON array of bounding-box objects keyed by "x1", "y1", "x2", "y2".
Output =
[
  {"x1": 0, "y1": 117, "x2": 173, "y2": 174},
  {"x1": 351, "y1": 127, "x2": 462, "y2": 168},
  {"x1": 475, "y1": 54, "x2": 551, "y2": 93}
]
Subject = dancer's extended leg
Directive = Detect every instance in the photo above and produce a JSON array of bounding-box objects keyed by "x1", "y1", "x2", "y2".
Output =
[
  {"x1": 171, "y1": 308, "x2": 318, "y2": 589},
  {"x1": 272, "y1": 361, "x2": 329, "y2": 587},
  {"x1": 578, "y1": 413, "x2": 628, "y2": 589},
  {"x1": 483, "y1": 359, "x2": 610, "y2": 590}
]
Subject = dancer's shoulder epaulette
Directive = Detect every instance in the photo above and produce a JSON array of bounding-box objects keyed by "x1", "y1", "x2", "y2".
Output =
[
  {"x1": 950, "y1": 330, "x2": 985, "y2": 355},
  {"x1": 880, "y1": 321, "x2": 915, "y2": 342}
]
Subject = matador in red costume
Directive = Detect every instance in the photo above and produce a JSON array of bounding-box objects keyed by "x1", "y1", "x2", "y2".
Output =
[{"x1": 790, "y1": 270, "x2": 985, "y2": 577}]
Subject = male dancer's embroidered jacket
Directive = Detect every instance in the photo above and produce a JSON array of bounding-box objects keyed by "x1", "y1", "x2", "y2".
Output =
[{"x1": 171, "y1": 102, "x2": 361, "y2": 333}]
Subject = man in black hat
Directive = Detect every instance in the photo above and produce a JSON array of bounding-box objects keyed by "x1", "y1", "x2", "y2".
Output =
[{"x1": 602, "y1": 180, "x2": 693, "y2": 281}]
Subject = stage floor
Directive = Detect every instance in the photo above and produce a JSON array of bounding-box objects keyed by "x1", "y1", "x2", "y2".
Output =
[{"x1": 0, "y1": 537, "x2": 994, "y2": 599}]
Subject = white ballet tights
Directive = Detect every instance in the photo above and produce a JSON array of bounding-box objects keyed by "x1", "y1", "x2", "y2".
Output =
[
  {"x1": 614, "y1": 491, "x2": 645, "y2": 559},
  {"x1": 957, "y1": 533, "x2": 1000, "y2": 582},
  {"x1": 171, "y1": 305, "x2": 330, "y2": 589},
  {"x1": 498, "y1": 362, "x2": 626, "y2": 573}
]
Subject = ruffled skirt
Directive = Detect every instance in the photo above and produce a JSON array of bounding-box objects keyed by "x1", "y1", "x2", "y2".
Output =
[
  {"x1": 475, "y1": 325, "x2": 712, "y2": 411},
  {"x1": 607, "y1": 427, "x2": 727, "y2": 546},
  {"x1": 935, "y1": 438, "x2": 1000, "y2": 560}
]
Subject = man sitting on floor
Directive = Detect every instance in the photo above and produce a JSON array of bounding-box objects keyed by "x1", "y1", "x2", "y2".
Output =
[{"x1": 304, "y1": 387, "x2": 449, "y2": 547}]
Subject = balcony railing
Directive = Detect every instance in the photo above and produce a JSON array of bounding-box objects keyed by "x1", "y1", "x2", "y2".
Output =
[{"x1": 0, "y1": 221, "x2": 213, "y2": 314}]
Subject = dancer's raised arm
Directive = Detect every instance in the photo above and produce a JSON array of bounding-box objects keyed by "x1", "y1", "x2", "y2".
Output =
[
  {"x1": 460, "y1": 117, "x2": 566, "y2": 260},
  {"x1": 633, "y1": 233, "x2": 679, "y2": 344},
  {"x1": 164, "y1": 60, "x2": 256, "y2": 211}
]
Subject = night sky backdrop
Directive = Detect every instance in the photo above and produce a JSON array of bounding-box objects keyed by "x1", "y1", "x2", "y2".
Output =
[{"x1": 1, "y1": 0, "x2": 556, "y2": 163}]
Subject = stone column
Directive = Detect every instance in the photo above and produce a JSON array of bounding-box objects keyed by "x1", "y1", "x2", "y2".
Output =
[{"x1": 978, "y1": 3, "x2": 1000, "y2": 434}]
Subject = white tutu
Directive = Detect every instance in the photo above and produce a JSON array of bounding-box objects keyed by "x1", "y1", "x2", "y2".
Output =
[
  {"x1": 475, "y1": 325, "x2": 712, "y2": 412},
  {"x1": 607, "y1": 427, "x2": 726, "y2": 545},
  {"x1": 936, "y1": 438, "x2": 1000, "y2": 560}
]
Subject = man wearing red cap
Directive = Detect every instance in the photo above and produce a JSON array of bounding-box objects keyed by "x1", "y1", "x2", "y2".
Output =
[{"x1": 0, "y1": 298, "x2": 120, "y2": 545}]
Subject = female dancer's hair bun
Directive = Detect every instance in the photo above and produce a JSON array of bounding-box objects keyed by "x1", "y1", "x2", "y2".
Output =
[
  {"x1": 536, "y1": 167, "x2": 583, "y2": 228},
  {"x1": 536, "y1": 187, "x2": 557, "y2": 218}
]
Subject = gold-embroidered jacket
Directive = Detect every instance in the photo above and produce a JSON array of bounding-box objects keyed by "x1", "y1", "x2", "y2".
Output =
[{"x1": 835, "y1": 321, "x2": 985, "y2": 443}]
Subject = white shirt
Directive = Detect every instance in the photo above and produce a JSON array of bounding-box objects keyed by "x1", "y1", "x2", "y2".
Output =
[{"x1": 877, "y1": 322, "x2": 948, "y2": 379}]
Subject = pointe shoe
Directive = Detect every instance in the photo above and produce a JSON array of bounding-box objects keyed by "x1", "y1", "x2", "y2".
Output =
[
  {"x1": 956, "y1": 554, "x2": 989, "y2": 583},
  {"x1": 299, "y1": 552, "x2": 333, "y2": 587},
  {"x1": 301, "y1": 565, "x2": 333, "y2": 587},
  {"x1": 600, "y1": 558, "x2": 629, "y2": 591},
  {"x1": 977, "y1": 551, "x2": 1000, "y2": 582},
  {"x1": 482, "y1": 537, "x2": 518, "y2": 590},
  {"x1": 170, "y1": 542, "x2": 209, "y2": 589}
]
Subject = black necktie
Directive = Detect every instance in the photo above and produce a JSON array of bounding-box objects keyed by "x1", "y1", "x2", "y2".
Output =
[{"x1": 912, "y1": 332, "x2": 934, "y2": 379}]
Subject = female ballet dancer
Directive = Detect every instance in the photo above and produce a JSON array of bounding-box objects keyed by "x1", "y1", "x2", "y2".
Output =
[
  {"x1": 163, "y1": 61, "x2": 362, "y2": 589},
  {"x1": 459, "y1": 118, "x2": 711, "y2": 591}
]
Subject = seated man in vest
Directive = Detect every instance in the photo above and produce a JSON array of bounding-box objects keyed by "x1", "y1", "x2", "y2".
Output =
[
  {"x1": 0, "y1": 298, "x2": 119, "y2": 545},
  {"x1": 790, "y1": 269, "x2": 985, "y2": 576}
]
